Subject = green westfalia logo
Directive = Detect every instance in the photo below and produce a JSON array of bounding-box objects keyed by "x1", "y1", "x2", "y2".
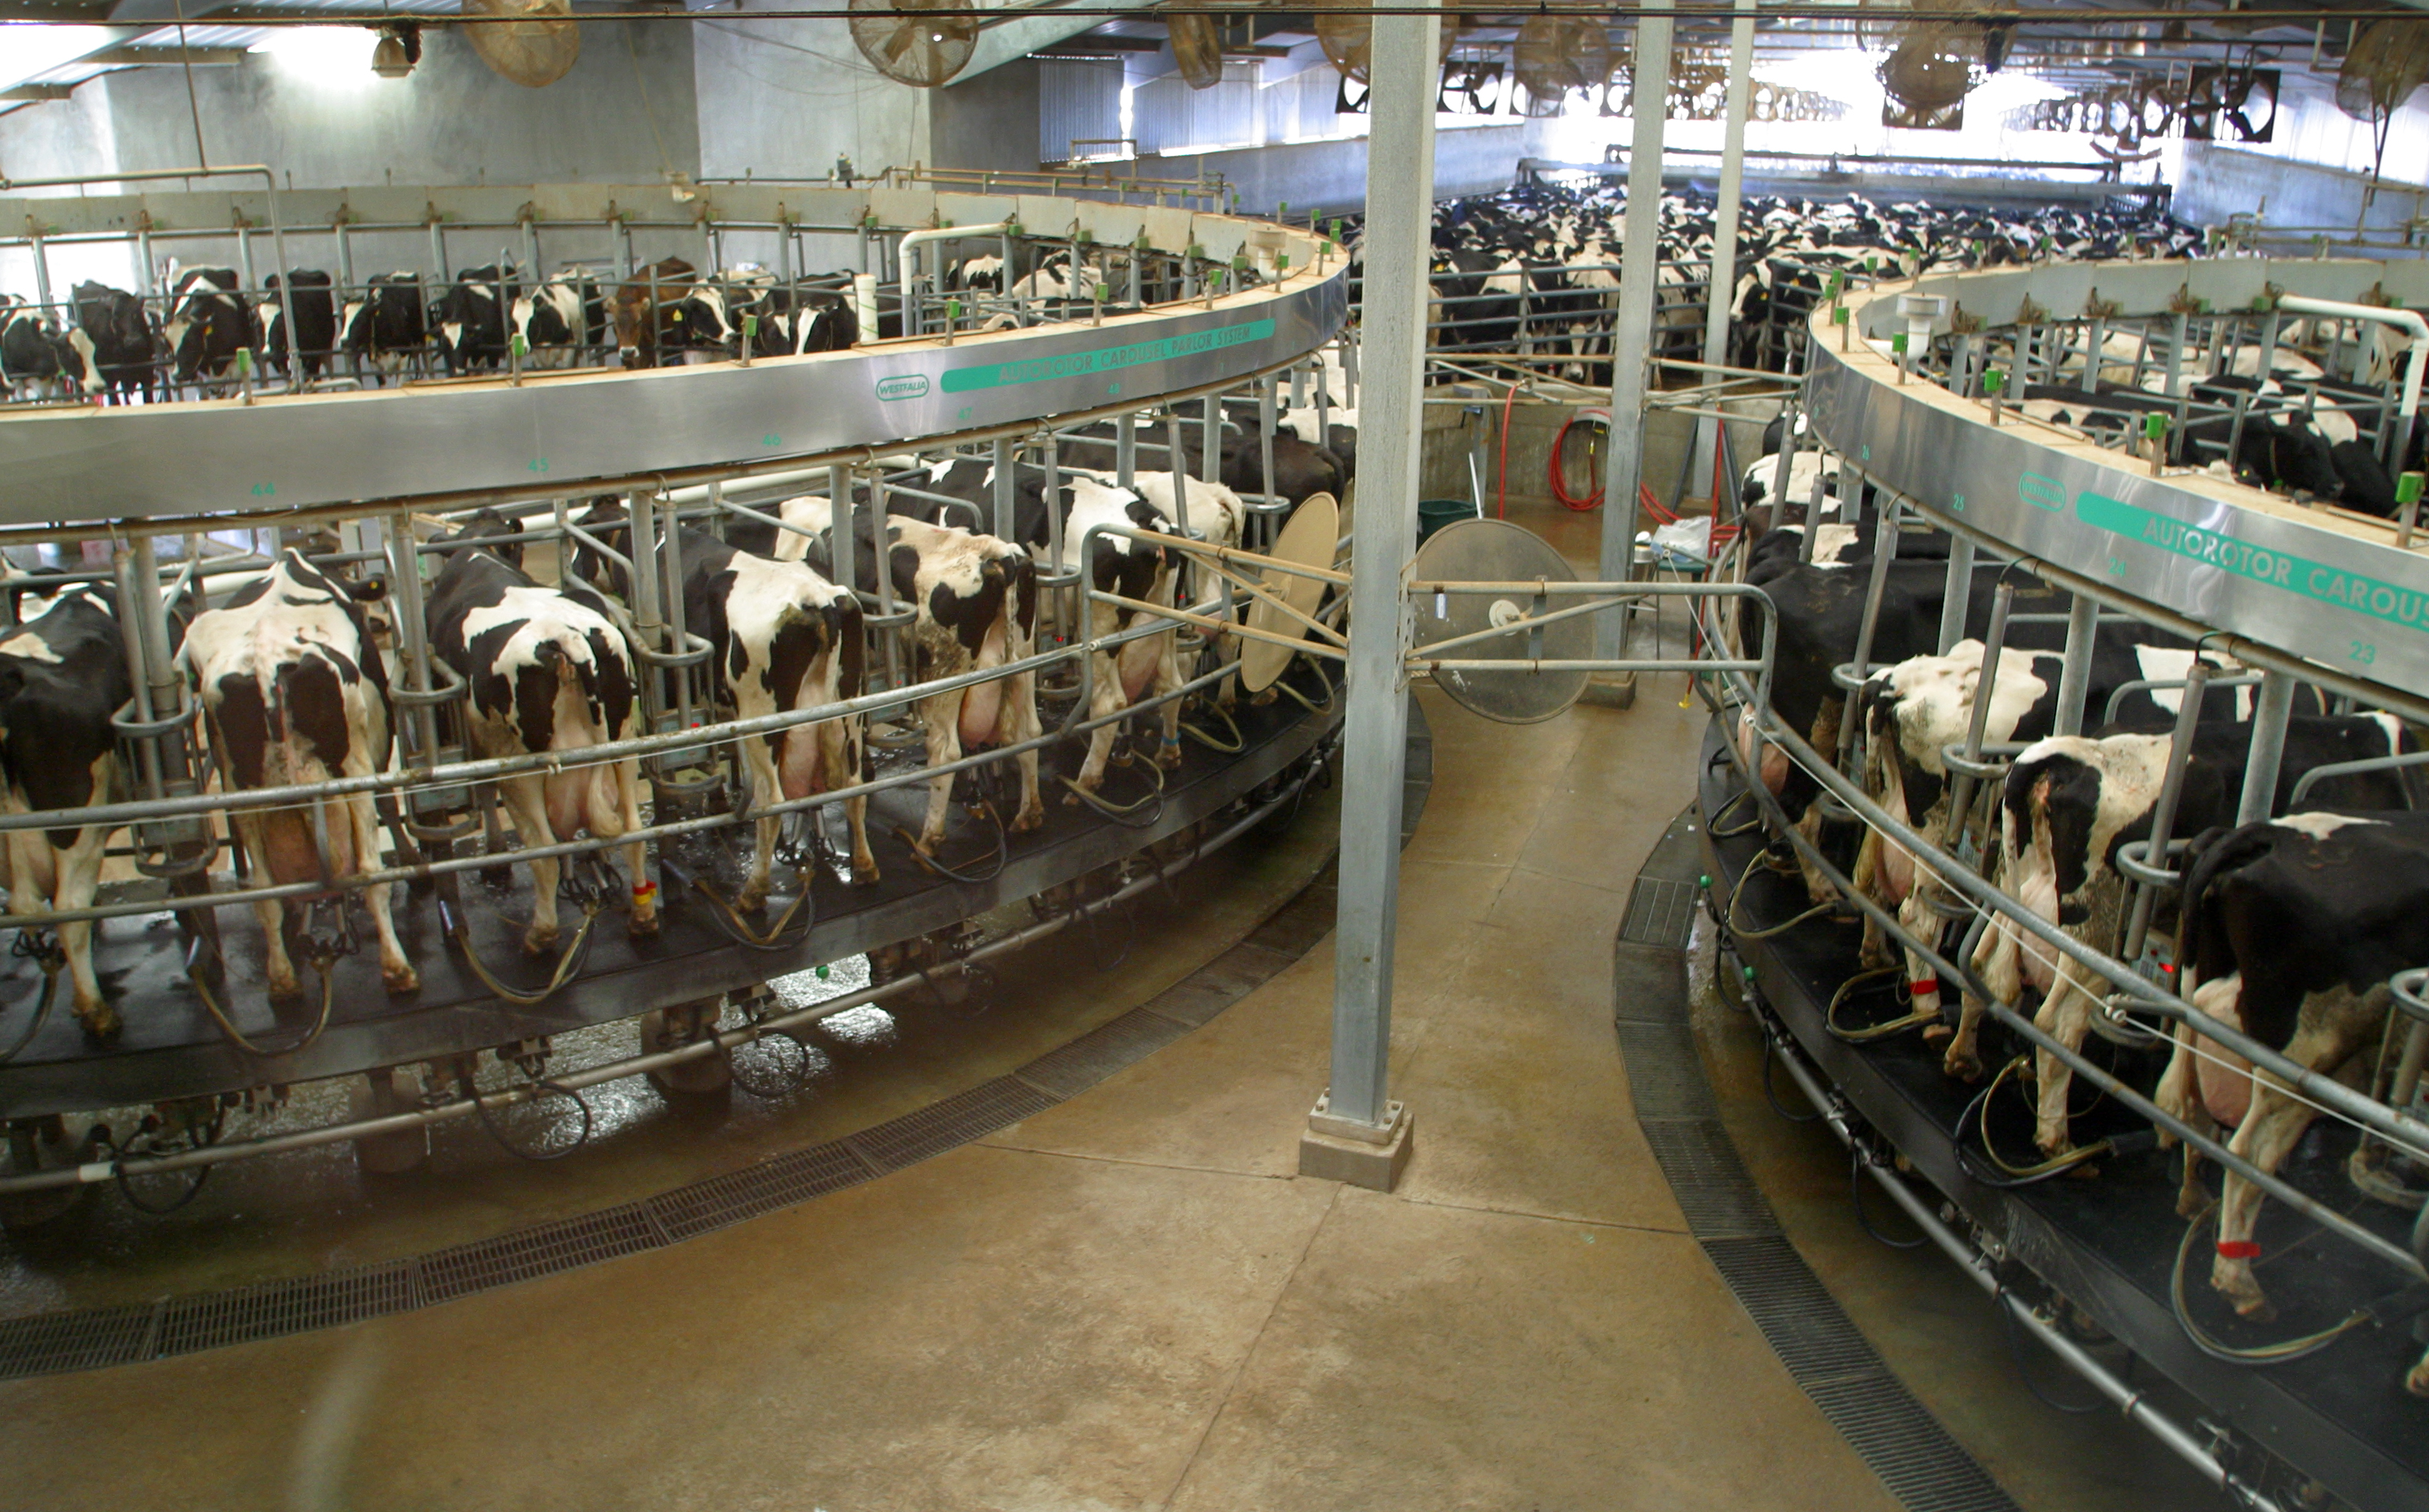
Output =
[
  {"x1": 874, "y1": 374, "x2": 930, "y2": 401},
  {"x1": 940, "y1": 319, "x2": 1277, "y2": 394},
  {"x1": 2075, "y1": 491, "x2": 2429, "y2": 639}
]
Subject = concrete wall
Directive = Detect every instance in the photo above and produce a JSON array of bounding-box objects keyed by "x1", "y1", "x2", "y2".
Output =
[
  {"x1": 27, "y1": 22, "x2": 700, "y2": 190},
  {"x1": 1153, "y1": 120, "x2": 1558, "y2": 218},
  {"x1": 931, "y1": 59, "x2": 1045, "y2": 176},
  {"x1": 691, "y1": 11, "x2": 926, "y2": 181},
  {"x1": 2177, "y1": 141, "x2": 2429, "y2": 238}
]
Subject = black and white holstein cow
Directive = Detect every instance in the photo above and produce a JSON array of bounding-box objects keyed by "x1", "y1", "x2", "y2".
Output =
[
  {"x1": 1962, "y1": 717, "x2": 2413, "y2": 1156},
  {"x1": 340, "y1": 273, "x2": 427, "y2": 384},
  {"x1": 424, "y1": 513, "x2": 658, "y2": 952},
  {"x1": 509, "y1": 274, "x2": 605, "y2": 369},
  {"x1": 0, "y1": 584, "x2": 136, "y2": 1037},
  {"x1": 1851, "y1": 635, "x2": 2262, "y2": 1037},
  {"x1": 431, "y1": 264, "x2": 516, "y2": 376},
  {"x1": 164, "y1": 267, "x2": 260, "y2": 388},
  {"x1": 2164, "y1": 810, "x2": 2429, "y2": 1397},
  {"x1": 571, "y1": 505, "x2": 875, "y2": 901},
  {"x1": 772, "y1": 491, "x2": 1045, "y2": 856},
  {"x1": 1025, "y1": 474, "x2": 1189, "y2": 794},
  {"x1": 258, "y1": 270, "x2": 338, "y2": 384},
  {"x1": 183, "y1": 551, "x2": 419, "y2": 998},
  {"x1": 0, "y1": 296, "x2": 90, "y2": 400},
  {"x1": 72, "y1": 281, "x2": 157, "y2": 404}
]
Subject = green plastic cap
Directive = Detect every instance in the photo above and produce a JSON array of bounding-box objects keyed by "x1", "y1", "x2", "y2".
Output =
[
  {"x1": 2142, "y1": 412, "x2": 2168, "y2": 440},
  {"x1": 946, "y1": 298, "x2": 962, "y2": 319},
  {"x1": 740, "y1": 314, "x2": 757, "y2": 338},
  {"x1": 2400, "y1": 472, "x2": 2425, "y2": 505},
  {"x1": 1982, "y1": 370, "x2": 2005, "y2": 395},
  {"x1": 1891, "y1": 332, "x2": 1909, "y2": 352},
  {"x1": 1832, "y1": 306, "x2": 1850, "y2": 325}
]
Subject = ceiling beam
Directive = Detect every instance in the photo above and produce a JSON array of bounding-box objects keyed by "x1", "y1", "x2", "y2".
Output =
[
  {"x1": 1033, "y1": 34, "x2": 1165, "y2": 54},
  {"x1": 87, "y1": 44, "x2": 248, "y2": 65},
  {"x1": 0, "y1": 84, "x2": 79, "y2": 101}
]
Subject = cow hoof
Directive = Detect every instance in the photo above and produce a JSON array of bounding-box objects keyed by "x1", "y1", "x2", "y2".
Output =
[
  {"x1": 522, "y1": 925, "x2": 561, "y2": 957},
  {"x1": 628, "y1": 909, "x2": 663, "y2": 938},
  {"x1": 73, "y1": 1003, "x2": 121, "y2": 1043},
  {"x1": 737, "y1": 889, "x2": 769, "y2": 915},
  {"x1": 381, "y1": 963, "x2": 420, "y2": 996},
  {"x1": 1941, "y1": 1048, "x2": 1982, "y2": 1082},
  {"x1": 1920, "y1": 1025, "x2": 1952, "y2": 1044},
  {"x1": 1009, "y1": 806, "x2": 1045, "y2": 836},
  {"x1": 1157, "y1": 744, "x2": 1184, "y2": 771},
  {"x1": 2176, "y1": 1184, "x2": 2209, "y2": 1220},
  {"x1": 851, "y1": 864, "x2": 882, "y2": 889},
  {"x1": 2224, "y1": 1290, "x2": 2276, "y2": 1324},
  {"x1": 266, "y1": 974, "x2": 305, "y2": 1002},
  {"x1": 2407, "y1": 1353, "x2": 2429, "y2": 1399},
  {"x1": 2035, "y1": 1130, "x2": 2074, "y2": 1160}
]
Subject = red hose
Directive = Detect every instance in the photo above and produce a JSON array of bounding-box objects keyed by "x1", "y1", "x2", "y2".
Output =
[{"x1": 1547, "y1": 408, "x2": 1609, "y2": 511}]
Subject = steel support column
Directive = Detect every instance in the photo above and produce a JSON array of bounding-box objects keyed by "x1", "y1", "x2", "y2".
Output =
[
  {"x1": 1601, "y1": 10, "x2": 1674, "y2": 624},
  {"x1": 1306, "y1": 0, "x2": 1434, "y2": 1187},
  {"x1": 2053, "y1": 591, "x2": 2100, "y2": 736},
  {"x1": 1692, "y1": 0, "x2": 1757, "y2": 487}
]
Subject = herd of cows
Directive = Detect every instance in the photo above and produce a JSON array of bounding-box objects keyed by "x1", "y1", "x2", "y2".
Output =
[
  {"x1": 1730, "y1": 442, "x2": 2429, "y2": 1396},
  {"x1": 0, "y1": 428, "x2": 1364, "y2": 1051},
  {"x1": 1415, "y1": 181, "x2": 2210, "y2": 372},
  {"x1": 0, "y1": 257, "x2": 867, "y2": 401}
]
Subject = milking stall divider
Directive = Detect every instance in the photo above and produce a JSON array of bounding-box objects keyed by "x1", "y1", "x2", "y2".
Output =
[
  {"x1": 1690, "y1": 253, "x2": 2429, "y2": 1511},
  {"x1": 0, "y1": 176, "x2": 1387, "y2": 1192}
]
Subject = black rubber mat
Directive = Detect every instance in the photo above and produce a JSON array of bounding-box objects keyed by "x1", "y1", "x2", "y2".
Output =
[{"x1": 1617, "y1": 806, "x2": 2021, "y2": 1512}]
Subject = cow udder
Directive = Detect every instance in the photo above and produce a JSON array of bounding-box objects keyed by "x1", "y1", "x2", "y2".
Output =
[{"x1": 958, "y1": 619, "x2": 1009, "y2": 748}]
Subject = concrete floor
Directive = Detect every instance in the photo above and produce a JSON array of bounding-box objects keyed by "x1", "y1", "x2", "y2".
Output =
[{"x1": 0, "y1": 499, "x2": 2236, "y2": 1511}]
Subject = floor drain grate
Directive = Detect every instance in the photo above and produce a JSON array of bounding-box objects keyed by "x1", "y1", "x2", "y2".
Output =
[
  {"x1": 0, "y1": 1303, "x2": 156, "y2": 1378},
  {"x1": 420, "y1": 1204, "x2": 664, "y2": 1303},
  {"x1": 1702, "y1": 1235, "x2": 1891, "y2": 1385},
  {"x1": 1637, "y1": 1119, "x2": 1780, "y2": 1239},
  {"x1": 848, "y1": 1076, "x2": 1061, "y2": 1172},
  {"x1": 1018, "y1": 1009, "x2": 1191, "y2": 1098},
  {"x1": 647, "y1": 1141, "x2": 872, "y2": 1241},
  {"x1": 156, "y1": 1262, "x2": 419, "y2": 1356},
  {"x1": 1619, "y1": 875, "x2": 1698, "y2": 949}
]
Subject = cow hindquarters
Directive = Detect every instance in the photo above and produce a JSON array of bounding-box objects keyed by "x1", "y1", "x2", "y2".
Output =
[
  {"x1": 820, "y1": 718, "x2": 877, "y2": 884},
  {"x1": 997, "y1": 665, "x2": 1044, "y2": 834}
]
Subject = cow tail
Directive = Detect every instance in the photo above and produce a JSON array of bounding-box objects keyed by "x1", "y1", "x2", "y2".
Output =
[{"x1": 2177, "y1": 822, "x2": 2271, "y2": 987}]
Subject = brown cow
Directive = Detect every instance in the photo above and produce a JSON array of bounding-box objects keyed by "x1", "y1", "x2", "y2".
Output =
[{"x1": 611, "y1": 257, "x2": 700, "y2": 370}]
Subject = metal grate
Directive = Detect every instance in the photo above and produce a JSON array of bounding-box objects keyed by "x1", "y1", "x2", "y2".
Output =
[
  {"x1": 1613, "y1": 1020, "x2": 1719, "y2": 1122},
  {"x1": 846, "y1": 1076, "x2": 1060, "y2": 1172},
  {"x1": 1637, "y1": 1119, "x2": 1781, "y2": 1239},
  {"x1": 1702, "y1": 1235, "x2": 1885, "y2": 1385},
  {"x1": 0, "y1": 1303, "x2": 157, "y2": 1379},
  {"x1": 647, "y1": 1141, "x2": 872, "y2": 1242},
  {"x1": 155, "y1": 1263, "x2": 418, "y2": 1356},
  {"x1": 1620, "y1": 876, "x2": 1699, "y2": 949},
  {"x1": 420, "y1": 1204, "x2": 665, "y2": 1303},
  {"x1": 1804, "y1": 1373, "x2": 2021, "y2": 1512},
  {"x1": 1017, "y1": 1009, "x2": 1192, "y2": 1098}
]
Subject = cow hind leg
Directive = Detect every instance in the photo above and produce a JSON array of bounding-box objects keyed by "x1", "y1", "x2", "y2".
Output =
[
  {"x1": 2212, "y1": 1081, "x2": 2319, "y2": 1319},
  {"x1": 918, "y1": 692, "x2": 962, "y2": 853},
  {"x1": 822, "y1": 722, "x2": 878, "y2": 885},
  {"x1": 1153, "y1": 631, "x2": 1184, "y2": 770},
  {"x1": 38, "y1": 827, "x2": 116, "y2": 1038},
  {"x1": 2033, "y1": 972, "x2": 2096, "y2": 1156},
  {"x1": 1001, "y1": 671, "x2": 1045, "y2": 834},
  {"x1": 611, "y1": 759, "x2": 659, "y2": 935},
  {"x1": 496, "y1": 775, "x2": 561, "y2": 954},
  {"x1": 736, "y1": 740, "x2": 783, "y2": 909},
  {"x1": 351, "y1": 796, "x2": 418, "y2": 994},
  {"x1": 232, "y1": 814, "x2": 302, "y2": 999},
  {"x1": 1074, "y1": 654, "x2": 1126, "y2": 794}
]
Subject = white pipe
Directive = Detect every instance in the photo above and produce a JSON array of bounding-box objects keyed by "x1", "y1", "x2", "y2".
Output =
[
  {"x1": 851, "y1": 272, "x2": 878, "y2": 348},
  {"x1": 894, "y1": 221, "x2": 1013, "y2": 333},
  {"x1": 2277, "y1": 293, "x2": 2427, "y2": 473}
]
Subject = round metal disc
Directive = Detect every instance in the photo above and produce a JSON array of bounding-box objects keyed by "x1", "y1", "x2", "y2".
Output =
[
  {"x1": 1239, "y1": 491, "x2": 1339, "y2": 694},
  {"x1": 1409, "y1": 518, "x2": 1591, "y2": 724}
]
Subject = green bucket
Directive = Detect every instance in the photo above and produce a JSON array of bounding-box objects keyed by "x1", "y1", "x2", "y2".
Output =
[{"x1": 1418, "y1": 498, "x2": 1478, "y2": 544}]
